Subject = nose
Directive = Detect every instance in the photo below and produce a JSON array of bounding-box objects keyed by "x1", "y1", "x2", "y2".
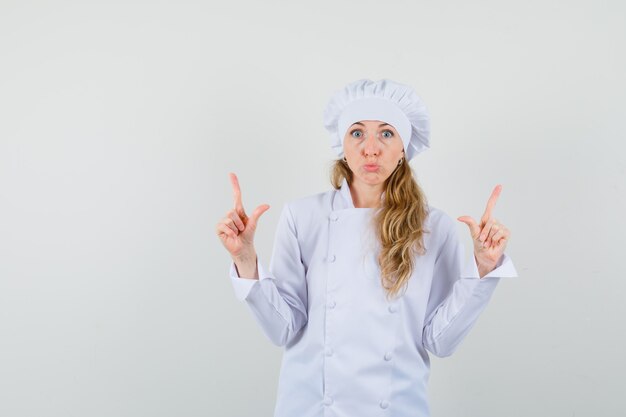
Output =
[{"x1": 362, "y1": 132, "x2": 380, "y2": 157}]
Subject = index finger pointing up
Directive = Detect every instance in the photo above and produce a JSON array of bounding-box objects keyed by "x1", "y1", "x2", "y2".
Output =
[
  {"x1": 229, "y1": 172, "x2": 246, "y2": 216},
  {"x1": 481, "y1": 184, "x2": 502, "y2": 223}
]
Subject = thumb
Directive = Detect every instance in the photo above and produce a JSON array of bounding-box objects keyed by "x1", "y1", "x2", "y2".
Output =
[
  {"x1": 457, "y1": 216, "x2": 481, "y2": 240},
  {"x1": 247, "y1": 204, "x2": 271, "y2": 230}
]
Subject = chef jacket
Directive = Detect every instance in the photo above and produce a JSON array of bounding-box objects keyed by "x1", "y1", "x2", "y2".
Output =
[{"x1": 228, "y1": 177, "x2": 518, "y2": 417}]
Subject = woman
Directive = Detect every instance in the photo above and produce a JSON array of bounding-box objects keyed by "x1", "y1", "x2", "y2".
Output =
[{"x1": 216, "y1": 79, "x2": 518, "y2": 417}]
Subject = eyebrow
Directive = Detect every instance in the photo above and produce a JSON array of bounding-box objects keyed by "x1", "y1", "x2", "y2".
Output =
[{"x1": 351, "y1": 122, "x2": 391, "y2": 127}]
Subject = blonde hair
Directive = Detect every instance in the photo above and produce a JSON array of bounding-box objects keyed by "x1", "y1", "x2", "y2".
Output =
[{"x1": 330, "y1": 158, "x2": 431, "y2": 301}]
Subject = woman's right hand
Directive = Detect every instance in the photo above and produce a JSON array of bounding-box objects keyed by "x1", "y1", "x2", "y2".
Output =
[{"x1": 216, "y1": 172, "x2": 270, "y2": 259}]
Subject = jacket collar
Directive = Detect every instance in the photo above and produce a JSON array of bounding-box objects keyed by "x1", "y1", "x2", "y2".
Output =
[
  {"x1": 336, "y1": 177, "x2": 385, "y2": 210},
  {"x1": 338, "y1": 177, "x2": 355, "y2": 209}
]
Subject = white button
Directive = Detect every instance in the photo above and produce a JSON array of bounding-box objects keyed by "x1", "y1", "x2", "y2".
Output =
[
  {"x1": 328, "y1": 254, "x2": 336, "y2": 262},
  {"x1": 384, "y1": 352, "x2": 392, "y2": 361},
  {"x1": 388, "y1": 304, "x2": 397, "y2": 313},
  {"x1": 380, "y1": 399, "x2": 389, "y2": 409},
  {"x1": 329, "y1": 213, "x2": 339, "y2": 221},
  {"x1": 325, "y1": 347, "x2": 334, "y2": 357},
  {"x1": 328, "y1": 300, "x2": 336, "y2": 309},
  {"x1": 323, "y1": 396, "x2": 333, "y2": 406}
]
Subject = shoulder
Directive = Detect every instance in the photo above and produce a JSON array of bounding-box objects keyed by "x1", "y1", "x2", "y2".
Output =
[
  {"x1": 424, "y1": 204, "x2": 458, "y2": 249},
  {"x1": 425, "y1": 204, "x2": 455, "y2": 231},
  {"x1": 278, "y1": 188, "x2": 334, "y2": 231},
  {"x1": 283, "y1": 187, "x2": 334, "y2": 216}
]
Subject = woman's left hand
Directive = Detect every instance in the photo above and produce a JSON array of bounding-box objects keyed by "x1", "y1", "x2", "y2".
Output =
[{"x1": 457, "y1": 185, "x2": 511, "y2": 277}]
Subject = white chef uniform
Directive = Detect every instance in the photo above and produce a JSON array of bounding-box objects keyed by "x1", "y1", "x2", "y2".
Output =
[{"x1": 228, "y1": 177, "x2": 518, "y2": 417}]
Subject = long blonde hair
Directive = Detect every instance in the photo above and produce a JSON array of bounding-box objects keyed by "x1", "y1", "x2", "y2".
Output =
[{"x1": 330, "y1": 158, "x2": 430, "y2": 301}]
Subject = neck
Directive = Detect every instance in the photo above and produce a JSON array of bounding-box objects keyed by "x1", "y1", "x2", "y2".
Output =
[{"x1": 350, "y1": 179, "x2": 383, "y2": 208}]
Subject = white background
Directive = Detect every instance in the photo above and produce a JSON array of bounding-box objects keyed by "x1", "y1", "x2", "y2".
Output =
[{"x1": 1, "y1": 0, "x2": 624, "y2": 416}]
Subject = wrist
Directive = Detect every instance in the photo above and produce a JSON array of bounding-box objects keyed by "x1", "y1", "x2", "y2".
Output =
[
  {"x1": 475, "y1": 255, "x2": 496, "y2": 279},
  {"x1": 232, "y1": 252, "x2": 259, "y2": 280},
  {"x1": 233, "y1": 250, "x2": 256, "y2": 264},
  {"x1": 477, "y1": 265, "x2": 494, "y2": 279}
]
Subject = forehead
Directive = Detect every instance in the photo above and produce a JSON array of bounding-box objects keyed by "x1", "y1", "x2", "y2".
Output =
[{"x1": 351, "y1": 120, "x2": 396, "y2": 129}]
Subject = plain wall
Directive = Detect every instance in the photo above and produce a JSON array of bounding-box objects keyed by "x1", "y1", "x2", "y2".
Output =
[{"x1": 1, "y1": 0, "x2": 625, "y2": 416}]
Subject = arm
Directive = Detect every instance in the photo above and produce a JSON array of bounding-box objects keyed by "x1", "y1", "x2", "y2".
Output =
[
  {"x1": 422, "y1": 214, "x2": 518, "y2": 358},
  {"x1": 229, "y1": 203, "x2": 308, "y2": 347}
]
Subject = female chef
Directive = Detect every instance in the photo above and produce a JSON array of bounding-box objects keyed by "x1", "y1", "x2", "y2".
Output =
[{"x1": 216, "y1": 78, "x2": 518, "y2": 417}]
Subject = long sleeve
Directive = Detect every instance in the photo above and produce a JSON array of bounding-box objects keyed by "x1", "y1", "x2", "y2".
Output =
[
  {"x1": 229, "y1": 203, "x2": 308, "y2": 347},
  {"x1": 422, "y1": 214, "x2": 518, "y2": 358}
]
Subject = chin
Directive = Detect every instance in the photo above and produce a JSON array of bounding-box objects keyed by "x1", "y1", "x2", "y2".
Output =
[{"x1": 358, "y1": 174, "x2": 386, "y2": 184}]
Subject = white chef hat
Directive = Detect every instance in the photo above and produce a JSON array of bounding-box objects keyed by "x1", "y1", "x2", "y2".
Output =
[{"x1": 323, "y1": 78, "x2": 431, "y2": 161}]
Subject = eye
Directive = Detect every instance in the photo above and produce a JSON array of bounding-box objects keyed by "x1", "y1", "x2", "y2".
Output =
[
  {"x1": 350, "y1": 129, "x2": 363, "y2": 138},
  {"x1": 381, "y1": 129, "x2": 394, "y2": 139}
]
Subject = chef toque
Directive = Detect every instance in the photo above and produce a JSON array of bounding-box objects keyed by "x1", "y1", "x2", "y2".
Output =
[{"x1": 323, "y1": 78, "x2": 431, "y2": 161}]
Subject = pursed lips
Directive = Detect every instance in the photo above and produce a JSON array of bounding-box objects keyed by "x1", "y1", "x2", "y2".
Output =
[{"x1": 363, "y1": 164, "x2": 380, "y2": 171}]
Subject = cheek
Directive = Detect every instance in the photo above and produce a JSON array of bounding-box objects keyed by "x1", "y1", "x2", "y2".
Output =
[
  {"x1": 386, "y1": 139, "x2": 403, "y2": 152},
  {"x1": 392, "y1": 139, "x2": 404, "y2": 151},
  {"x1": 393, "y1": 144, "x2": 405, "y2": 157},
  {"x1": 343, "y1": 141, "x2": 358, "y2": 156}
]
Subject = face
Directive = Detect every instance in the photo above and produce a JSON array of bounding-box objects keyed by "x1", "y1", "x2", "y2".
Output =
[{"x1": 342, "y1": 120, "x2": 405, "y2": 187}]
